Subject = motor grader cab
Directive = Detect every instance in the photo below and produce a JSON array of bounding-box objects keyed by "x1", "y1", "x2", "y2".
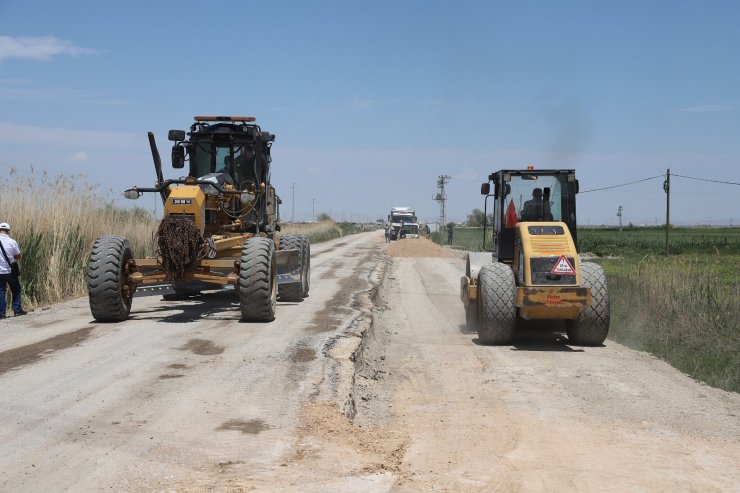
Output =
[
  {"x1": 87, "y1": 116, "x2": 310, "y2": 323},
  {"x1": 460, "y1": 168, "x2": 610, "y2": 345}
]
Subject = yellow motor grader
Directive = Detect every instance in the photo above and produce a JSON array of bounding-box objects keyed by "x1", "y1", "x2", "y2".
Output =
[
  {"x1": 460, "y1": 168, "x2": 609, "y2": 345},
  {"x1": 87, "y1": 116, "x2": 309, "y2": 322}
]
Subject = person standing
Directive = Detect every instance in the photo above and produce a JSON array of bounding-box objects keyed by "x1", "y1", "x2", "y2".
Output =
[
  {"x1": 0, "y1": 222, "x2": 26, "y2": 318},
  {"x1": 384, "y1": 223, "x2": 391, "y2": 243},
  {"x1": 447, "y1": 223, "x2": 454, "y2": 245}
]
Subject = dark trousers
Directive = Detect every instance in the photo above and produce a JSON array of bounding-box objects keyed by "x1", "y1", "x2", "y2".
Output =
[{"x1": 0, "y1": 273, "x2": 22, "y2": 316}]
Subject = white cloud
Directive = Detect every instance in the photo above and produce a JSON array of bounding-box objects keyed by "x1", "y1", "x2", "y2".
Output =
[
  {"x1": 0, "y1": 36, "x2": 98, "y2": 62},
  {"x1": 65, "y1": 151, "x2": 89, "y2": 162}
]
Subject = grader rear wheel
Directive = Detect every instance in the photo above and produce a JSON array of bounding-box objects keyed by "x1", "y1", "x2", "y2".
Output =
[
  {"x1": 278, "y1": 234, "x2": 305, "y2": 302},
  {"x1": 299, "y1": 234, "x2": 310, "y2": 297},
  {"x1": 477, "y1": 262, "x2": 516, "y2": 344},
  {"x1": 239, "y1": 237, "x2": 277, "y2": 322},
  {"x1": 566, "y1": 262, "x2": 610, "y2": 346},
  {"x1": 87, "y1": 236, "x2": 135, "y2": 322}
]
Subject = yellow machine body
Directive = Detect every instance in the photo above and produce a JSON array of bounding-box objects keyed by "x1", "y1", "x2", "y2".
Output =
[
  {"x1": 512, "y1": 221, "x2": 589, "y2": 320},
  {"x1": 461, "y1": 221, "x2": 590, "y2": 320},
  {"x1": 164, "y1": 185, "x2": 207, "y2": 230}
]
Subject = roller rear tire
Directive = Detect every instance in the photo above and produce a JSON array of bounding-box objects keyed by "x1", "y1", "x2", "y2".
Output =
[{"x1": 566, "y1": 262, "x2": 610, "y2": 346}]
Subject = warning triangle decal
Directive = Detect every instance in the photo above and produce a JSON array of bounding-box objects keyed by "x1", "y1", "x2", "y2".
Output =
[{"x1": 551, "y1": 255, "x2": 575, "y2": 274}]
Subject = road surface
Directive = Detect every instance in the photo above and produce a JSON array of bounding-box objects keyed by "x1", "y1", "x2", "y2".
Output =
[{"x1": 0, "y1": 232, "x2": 737, "y2": 492}]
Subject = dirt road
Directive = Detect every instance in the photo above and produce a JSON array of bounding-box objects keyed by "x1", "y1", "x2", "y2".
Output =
[{"x1": 1, "y1": 233, "x2": 737, "y2": 492}]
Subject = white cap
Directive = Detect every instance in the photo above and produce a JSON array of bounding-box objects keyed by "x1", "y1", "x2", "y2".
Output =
[{"x1": 0, "y1": 223, "x2": 10, "y2": 230}]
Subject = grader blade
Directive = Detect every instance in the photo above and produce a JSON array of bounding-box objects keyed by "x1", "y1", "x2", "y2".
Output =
[
  {"x1": 275, "y1": 249, "x2": 301, "y2": 287},
  {"x1": 134, "y1": 283, "x2": 176, "y2": 297}
]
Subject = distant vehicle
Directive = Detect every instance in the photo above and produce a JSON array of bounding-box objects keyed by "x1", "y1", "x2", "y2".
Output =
[{"x1": 388, "y1": 207, "x2": 418, "y2": 240}]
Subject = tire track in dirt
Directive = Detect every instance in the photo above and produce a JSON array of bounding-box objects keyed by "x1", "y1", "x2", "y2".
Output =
[{"x1": 0, "y1": 326, "x2": 97, "y2": 375}]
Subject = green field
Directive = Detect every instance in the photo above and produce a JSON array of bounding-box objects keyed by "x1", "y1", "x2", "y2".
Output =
[{"x1": 435, "y1": 226, "x2": 740, "y2": 392}]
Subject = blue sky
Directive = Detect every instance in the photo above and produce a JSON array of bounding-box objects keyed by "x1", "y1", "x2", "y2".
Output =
[{"x1": 1, "y1": 0, "x2": 738, "y2": 225}]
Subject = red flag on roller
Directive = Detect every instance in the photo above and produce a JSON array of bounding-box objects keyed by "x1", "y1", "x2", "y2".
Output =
[{"x1": 505, "y1": 200, "x2": 518, "y2": 228}]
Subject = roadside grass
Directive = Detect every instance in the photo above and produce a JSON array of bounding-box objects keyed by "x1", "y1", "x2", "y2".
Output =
[
  {"x1": 431, "y1": 227, "x2": 489, "y2": 251},
  {"x1": 598, "y1": 254, "x2": 739, "y2": 392},
  {"x1": 282, "y1": 220, "x2": 343, "y2": 243},
  {"x1": 281, "y1": 220, "x2": 368, "y2": 244},
  {"x1": 435, "y1": 226, "x2": 740, "y2": 392}
]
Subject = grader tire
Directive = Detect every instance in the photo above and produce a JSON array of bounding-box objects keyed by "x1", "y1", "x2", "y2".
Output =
[
  {"x1": 239, "y1": 237, "x2": 277, "y2": 322},
  {"x1": 300, "y1": 234, "x2": 311, "y2": 296},
  {"x1": 87, "y1": 236, "x2": 134, "y2": 322},
  {"x1": 477, "y1": 262, "x2": 516, "y2": 344},
  {"x1": 278, "y1": 234, "x2": 305, "y2": 302},
  {"x1": 566, "y1": 262, "x2": 610, "y2": 346}
]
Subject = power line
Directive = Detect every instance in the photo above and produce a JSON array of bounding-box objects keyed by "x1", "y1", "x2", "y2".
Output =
[
  {"x1": 672, "y1": 173, "x2": 740, "y2": 186},
  {"x1": 580, "y1": 175, "x2": 663, "y2": 193}
]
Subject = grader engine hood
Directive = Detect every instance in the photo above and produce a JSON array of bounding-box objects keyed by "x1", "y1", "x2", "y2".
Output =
[
  {"x1": 165, "y1": 185, "x2": 206, "y2": 231},
  {"x1": 515, "y1": 222, "x2": 581, "y2": 286}
]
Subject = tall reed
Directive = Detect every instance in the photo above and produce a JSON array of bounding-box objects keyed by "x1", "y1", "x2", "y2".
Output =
[
  {"x1": 0, "y1": 169, "x2": 158, "y2": 309},
  {"x1": 281, "y1": 220, "x2": 343, "y2": 244}
]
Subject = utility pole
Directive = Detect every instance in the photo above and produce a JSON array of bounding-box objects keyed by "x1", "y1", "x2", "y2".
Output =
[
  {"x1": 663, "y1": 168, "x2": 670, "y2": 255},
  {"x1": 312, "y1": 198, "x2": 316, "y2": 222},
  {"x1": 433, "y1": 175, "x2": 452, "y2": 228},
  {"x1": 291, "y1": 182, "x2": 296, "y2": 223},
  {"x1": 617, "y1": 205, "x2": 623, "y2": 231}
]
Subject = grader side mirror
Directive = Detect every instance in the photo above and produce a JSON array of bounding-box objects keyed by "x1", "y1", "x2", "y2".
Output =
[
  {"x1": 171, "y1": 145, "x2": 185, "y2": 169},
  {"x1": 168, "y1": 129, "x2": 186, "y2": 141},
  {"x1": 481, "y1": 183, "x2": 491, "y2": 195}
]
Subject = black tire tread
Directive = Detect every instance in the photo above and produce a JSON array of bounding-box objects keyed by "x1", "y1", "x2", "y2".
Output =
[
  {"x1": 87, "y1": 236, "x2": 133, "y2": 322},
  {"x1": 278, "y1": 234, "x2": 304, "y2": 301},
  {"x1": 477, "y1": 262, "x2": 516, "y2": 344},
  {"x1": 300, "y1": 234, "x2": 310, "y2": 296},
  {"x1": 239, "y1": 237, "x2": 276, "y2": 321},
  {"x1": 566, "y1": 262, "x2": 610, "y2": 346}
]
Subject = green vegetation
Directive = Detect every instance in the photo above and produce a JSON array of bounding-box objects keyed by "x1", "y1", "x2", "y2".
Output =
[
  {"x1": 434, "y1": 225, "x2": 740, "y2": 392},
  {"x1": 579, "y1": 226, "x2": 740, "y2": 256},
  {"x1": 431, "y1": 226, "x2": 490, "y2": 251},
  {"x1": 599, "y1": 253, "x2": 739, "y2": 392}
]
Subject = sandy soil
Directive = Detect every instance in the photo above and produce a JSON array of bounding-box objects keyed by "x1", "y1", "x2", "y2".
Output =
[{"x1": 1, "y1": 232, "x2": 737, "y2": 492}]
